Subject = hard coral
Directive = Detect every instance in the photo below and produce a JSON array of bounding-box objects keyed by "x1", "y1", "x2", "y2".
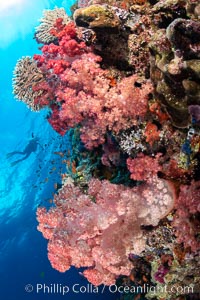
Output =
[
  {"x1": 118, "y1": 127, "x2": 146, "y2": 156},
  {"x1": 74, "y1": 3, "x2": 153, "y2": 75},
  {"x1": 12, "y1": 57, "x2": 46, "y2": 111},
  {"x1": 149, "y1": 16, "x2": 200, "y2": 128},
  {"x1": 74, "y1": 5, "x2": 121, "y2": 30},
  {"x1": 35, "y1": 7, "x2": 71, "y2": 44}
]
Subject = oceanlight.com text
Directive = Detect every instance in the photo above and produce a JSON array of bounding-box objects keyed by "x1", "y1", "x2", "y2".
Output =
[
  {"x1": 110, "y1": 283, "x2": 194, "y2": 295},
  {"x1": 25, "y1": 283, "x2": 194, "y2": 296}
]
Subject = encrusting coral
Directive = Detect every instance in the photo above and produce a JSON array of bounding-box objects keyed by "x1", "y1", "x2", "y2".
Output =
[
  {"x1": 149, "y1": 2, "x2": 200, "y2": 128},
  {"x1": 74, "y1": 4, "x2": 122, "y2": 29}
]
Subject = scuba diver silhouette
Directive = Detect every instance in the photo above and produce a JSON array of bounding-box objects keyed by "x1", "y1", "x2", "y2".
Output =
[{"x1": 7, "y1": 134, "x2": 41, "y2": 166}]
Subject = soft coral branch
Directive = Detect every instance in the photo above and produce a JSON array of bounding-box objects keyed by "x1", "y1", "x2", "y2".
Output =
[{"x1": 127, "y1": 153, "x2": 162, "y2": 182}]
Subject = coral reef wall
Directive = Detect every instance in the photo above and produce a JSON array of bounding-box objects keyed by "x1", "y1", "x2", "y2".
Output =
[{"x1": 12, "y1": 2, "x2": 200, "y2": 299}]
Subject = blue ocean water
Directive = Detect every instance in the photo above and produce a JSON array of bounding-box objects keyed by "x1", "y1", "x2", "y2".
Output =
[{"x1": 0, "y1": 1, "x2": 119, "y2": 299}]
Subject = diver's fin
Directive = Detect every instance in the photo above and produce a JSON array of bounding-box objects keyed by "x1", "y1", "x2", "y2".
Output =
[{"x1": 10, "y1": 161, "x2": 19, "y2": 167}]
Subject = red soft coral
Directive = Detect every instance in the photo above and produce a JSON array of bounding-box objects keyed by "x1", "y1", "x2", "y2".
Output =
[
  {"x1": 144, "y1": 122, "x2": 161, "y2": 146},
  {"x1": 127, "y1": 153, "x2": 162, "y2": 182}
]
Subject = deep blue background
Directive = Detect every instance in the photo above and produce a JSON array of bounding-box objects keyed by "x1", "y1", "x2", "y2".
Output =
[{"x1": 0, "y1": 1, "x2": 119, "y2": 299}]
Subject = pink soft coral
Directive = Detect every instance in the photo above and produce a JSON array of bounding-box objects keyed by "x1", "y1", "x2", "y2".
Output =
[
  {"x1": 58, "y1": 54, "x2": 152, "y2": 148},
  {"x1": 37, "y1": 176, "x2": 174, "y2": 286}
]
